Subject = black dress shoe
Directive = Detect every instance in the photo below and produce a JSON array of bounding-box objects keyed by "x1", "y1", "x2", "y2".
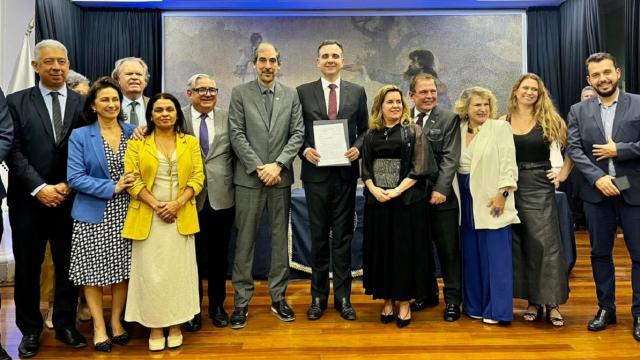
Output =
[
  {"x1": 209, "y1": 305, "x2": 229, "y2": 328},
  {"x1": 230, "y1": 306, "x2": 248, "y2": 329},
  {"x1": 410, "y1": 298, "x2": 439, "y2": 312},
  {"x1": 18, "y1": 334, "x2": 39, "y2": 358},
  {"x1": 587, "y1": 308, "x2": 617, "y2": 331},
  {"x1": 444, "y1": 303, "x2": 461, "y2": 322},
  {"x1": 111, "y1": 330, "x2": 130, "y2": 346},
  {"x1": 0, "y1": 344, "x2": 10, "y2": 360},
  {"x1": 633, "y1": 316, "x2": 640, "y2": 341},
  {"x1": 271, "y1": 300, "x2": 296, "y2": 322},
  {"x1": 334, "y1": 298, "x2": 357, "y2": 321},
  {"x1": 94, "y1": 338, "x2": 112, "y2": 352},
  {"x1": 185, "y1": 313, "x2": 202, "y2": 332},
  {"x1": 306, "y1": 298, "x2": 327, "y2": 320},
  {"x1": 55, "y1": 328, "x2": 87, "y2": 348},
  {"x1": 396, "y1": 315, "x2": 411, "y2": 328}
]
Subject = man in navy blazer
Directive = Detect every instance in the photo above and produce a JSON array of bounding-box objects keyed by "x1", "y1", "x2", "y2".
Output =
[
  {"x1": 0, "y1": 87, "x2": 14, "y2": 360},
  {"x1": 6, "y1": 39, "x2": 86, "y2": 357},
  {"x1": 296, "y1": 40, "x2": 368, "y2": 321},
  {"x1": 567, "y1": 52, "x2": 640, "y2": 341}
]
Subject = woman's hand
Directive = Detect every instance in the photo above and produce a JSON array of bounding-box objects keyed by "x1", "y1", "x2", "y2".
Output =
[
  {"x1": 115, "y1": 172, "x2": 135, "y2": 194},
  {"x1": 370, "y1": 186, "x2": 391, "y2": 203},
  {"x1": 487, "y1": 192, "x2": 506, "y2": 218},
  {"x1": 547, "y1": 169, "x2": 561, "y2": 189},
  {"x1": 156, "y1": 200, "x2": 181, "y2": 223},
  {"x1": 386, "y1": 187, "x2": 402, "y2": 200}
]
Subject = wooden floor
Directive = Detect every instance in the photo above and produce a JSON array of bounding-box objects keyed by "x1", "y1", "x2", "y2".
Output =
[{"x1": 1, "y1": 230, "x2": 640, "y2": 359}]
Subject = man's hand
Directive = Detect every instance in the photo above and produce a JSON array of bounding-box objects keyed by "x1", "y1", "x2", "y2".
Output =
[
  {"x1": 429, "y1": 191, "x2": 447, "y2": 205},
  {"x1": 344, "y1": 147, "x2": 360, "y2": 162},
  {"x1": 595, "y1": 175, "x2": 620, "y2": 197},
  {"x1": 487, "y1": 192, "x2": 506, "y2": 218},
  {"x1": 304, "y1": 148, "x2": 321, "y2": 165},
  {"x1": 36, "y1": 185, "x2": 66, "y2": 207},
  {"x1": 257, "y1": 163, "x2": 282, "y2": 185},
  {"x1": 593, "y1": 137, "x2": 617, "y2": 161},
  {"x1": 131, "y1": 126, "x2": 148, "y2": 141}
]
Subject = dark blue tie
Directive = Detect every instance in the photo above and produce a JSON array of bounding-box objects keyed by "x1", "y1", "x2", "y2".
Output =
[{"x1": 199, "y1": 113, "x2": 209, "y2": 155}]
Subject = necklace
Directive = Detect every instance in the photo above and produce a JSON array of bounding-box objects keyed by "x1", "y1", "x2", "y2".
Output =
[{"x1": 467, "y1": 126, "x2": 480, "y2": 135}]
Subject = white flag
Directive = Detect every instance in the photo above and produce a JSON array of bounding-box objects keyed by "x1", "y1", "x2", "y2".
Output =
[{"x1": 8, "y1": 19, "x2": 35, "y2": 94}]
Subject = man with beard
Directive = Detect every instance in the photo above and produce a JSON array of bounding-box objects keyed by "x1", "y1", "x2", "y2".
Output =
[
  {"x1": 567, "y1": 52, "x2": 640, "y2": 341},
  {"x1": 111, "y1": 57, "x2": 149, "y2": 126}
]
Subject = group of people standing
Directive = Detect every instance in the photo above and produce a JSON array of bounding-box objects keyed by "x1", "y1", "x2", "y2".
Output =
[{"x1": 0, "y1": 35, "x2": 638, "y2": 360}]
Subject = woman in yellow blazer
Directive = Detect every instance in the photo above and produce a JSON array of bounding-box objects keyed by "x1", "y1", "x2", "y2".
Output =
[
  {"x1": 122, "y1": 93, "x2": 204, "y2": 351},
  {"x1": 455, "y1": 86, "x2": 519, "y2": 325}
]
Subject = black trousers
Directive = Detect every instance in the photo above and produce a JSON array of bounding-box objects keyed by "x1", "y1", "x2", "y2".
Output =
[
  {"x1": 304, "y1": 173, "x2": 357, "y2": 303},
  {"x1": 195, "y1": 196, "x2": 235, "y2": 312},
  {"x1": 9, "y1": 200, "x2": 78, "y2": 335},
  {"x1": 584, "y1": 197, "x2": 640, "y2": 316},
  {"x1": 428, "y1": 204, "x2": 462, "y2": 305}
]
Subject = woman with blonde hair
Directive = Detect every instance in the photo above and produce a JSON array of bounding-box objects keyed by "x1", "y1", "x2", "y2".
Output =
[
  {"x1": 501, "y1": 73, "x2": 570, "y2": 326},
  {"x1": 456, "y1": 86, "x2": 519, "y2": 324},
  {"x1": 361, "y1": 84, "x2": 437, "y2": 328}
]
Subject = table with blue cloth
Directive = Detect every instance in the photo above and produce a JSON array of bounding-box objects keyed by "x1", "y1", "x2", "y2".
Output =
[{"x1": 227, "y1": 188, "x2": 575, "y2": 278}]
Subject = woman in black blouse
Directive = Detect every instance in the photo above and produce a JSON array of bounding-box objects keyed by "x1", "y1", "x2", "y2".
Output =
[{"x1": 361, "y1": 84, "x2": 437, "y2": 328}]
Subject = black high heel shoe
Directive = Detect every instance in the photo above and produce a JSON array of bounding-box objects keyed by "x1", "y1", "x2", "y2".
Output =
[
  {"x1": 380, "y1": 313, "x2": 394, "y2": 324},
  {"x1": 396, "y1": 307, "x2": 411, "y2": 328},
  {"x1": 111, "y1": 331, "x2": 130, "y2": 345},
  {"x1": 94, "y1": 338, "x2": 112, "y2": 352},
  {"x1": 523, "y1": 303, "x2": 543, "y2": 322}
]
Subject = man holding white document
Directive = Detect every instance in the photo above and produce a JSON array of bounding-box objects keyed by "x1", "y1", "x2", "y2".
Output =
[{"x1": 297, "y1": 39, "x2": 368, "y2": 321}]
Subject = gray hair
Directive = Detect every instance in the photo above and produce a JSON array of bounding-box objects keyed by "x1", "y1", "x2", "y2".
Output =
[
  {"x1": 66, "y1": 70, "x2": 90, "y2": 89},
  {"x1": 186, "y1": 74, "x2": 215, "y2": 89},
  {"x1": 581, "y1": 85, "x2": 596, "y2": 96},
  {"x1": 111, "y1": 57, "x2": 149, "y2": 81},
  {"x1": 34, "y1": 39, "x2": 68, "y2": 59}
]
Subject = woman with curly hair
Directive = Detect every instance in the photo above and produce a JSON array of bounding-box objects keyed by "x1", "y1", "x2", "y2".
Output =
[
  {"x1": 361, "y1": 84, "x2": 437, "y2": 328},
  {"x1": 500, "y1": 73, "x2": 570, "y2": 326}
]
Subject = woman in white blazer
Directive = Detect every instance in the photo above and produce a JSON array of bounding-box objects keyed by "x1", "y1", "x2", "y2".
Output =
[{"x1": 455, "y1": 87, "x2": 519, "y2": 324}]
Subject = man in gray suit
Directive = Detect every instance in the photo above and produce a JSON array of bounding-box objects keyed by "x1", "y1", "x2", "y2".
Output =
[
  {"x1": 408, "y1": 73, "x2": 462, "y2": 322},
  {"x1": 111, "y1": 57, "x2": 149, "y2": 126},
  {"x1": 181, "y1": 74, "x2": 235, "y2": 331},
  {"x1": 229, "y1": 43, "x2": 304, "y2": 329}
]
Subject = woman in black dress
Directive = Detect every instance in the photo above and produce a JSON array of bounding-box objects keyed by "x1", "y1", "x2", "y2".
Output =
[
  {"x1": 362, "y1": 84, "x2": 437, "y2": 328},
  {"x1": 502, "y1": 73, "x2": 570, "y2": 326}
]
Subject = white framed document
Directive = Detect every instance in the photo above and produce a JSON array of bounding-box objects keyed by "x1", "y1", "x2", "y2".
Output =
[{"x1": 313, "y1": 119, "x2": 350, "y2": 167}]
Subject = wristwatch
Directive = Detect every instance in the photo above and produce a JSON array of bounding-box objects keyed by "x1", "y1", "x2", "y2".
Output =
[
  {"x1": 502, "y1": 190, "x2": 509, "y2": 198},
  {"x1": 276, "y1": 161, "x2": 284, "y2": 169}
]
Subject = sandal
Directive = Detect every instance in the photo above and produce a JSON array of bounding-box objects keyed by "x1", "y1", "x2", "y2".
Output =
[
  {"x1": 523, "y1": 303, "x2": 543, "y2": 322},
  {"x1": 545, "y1": 305, "x2": 565, "y2": 327}
]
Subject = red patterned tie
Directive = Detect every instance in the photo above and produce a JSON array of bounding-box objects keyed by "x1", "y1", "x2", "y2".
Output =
[{"x1": 328, "y1": 84, "x2": 337, "y2": 120}]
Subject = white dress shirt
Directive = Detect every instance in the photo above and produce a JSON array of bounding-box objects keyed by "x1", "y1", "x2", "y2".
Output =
[
  {"x1": 190, "y1": 107, "x2": 215, "y2": 151},
  {"x1": 321, "y1": 77, "x2": 340, "y2": 115},
  {"x1": 412, "y1": 107, "x2": 431, "y2": 128},
  {"x1": 122, "y1": 96, "x2": 147, "y2": 126}
]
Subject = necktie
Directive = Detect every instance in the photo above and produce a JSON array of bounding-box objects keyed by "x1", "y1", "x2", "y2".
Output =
[
  {"x1": 328, "y1": 84, "x2": 337, "y2": 120},
  {"x1": 264, "y1": 89, "x2": 273, "y2": 125},
  {"x1": 50, "y1": 91, "x2": 63, "y2": 141},
  {"x1": 129, "y1": 102, "x2": 139, "y2": 126},
  {"x1": 416, "y1": 112, "x2": 426, "y2": 127},
  {"x1": 199, "y1": 113, "x2": 210, "y2": 155}
]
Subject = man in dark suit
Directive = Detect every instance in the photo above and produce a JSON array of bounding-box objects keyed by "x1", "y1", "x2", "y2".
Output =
[
  {"x1": 0, "y1": 87, "x2": 14, "y2": 360},
  {"x1": 296, "y1": 40, "x2": 368, "y2": 321},
  {"x1": 567, "y1": 52, "x2": 640, "y2": 341},
  {"x1": 182, "y1": 74, "x2": 235, "y2": 331},
  {"x1": 6, "y1": 39, "x2": 87, "y2": 358},
  {"x1": 111, "y1": 57, "x2": 149, "y2": 126},
  {"x1": 408, "y1": 73, "x2": 461, "y2": 321},
  {"x1": 229, "y1": 43, "x2": 304, "y2": 329}
]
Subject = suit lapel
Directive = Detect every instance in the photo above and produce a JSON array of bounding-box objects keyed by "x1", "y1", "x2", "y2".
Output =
[
  {"x1": 209, "y1": 109, "x2": 224, "y2": 160},
  {"x1": 250, "y1": 82, "x2": 270, "y2": 130},
  {"x1": 611, "y1": 92, "x2": 629, "y2": 139},
  {"x1": 89, "y1": 122, "x2": 109, "y2": 177},
  {"x1": 269, "y1": 83, "x2": 284, "y2": 132},
  {"x1": 590, "y1": 99, "x2": 606, "y2": 140},
  {"x1": 423, "y1": 107, "x2": 438, "y2": 134},
  {"x1": 337, "y1": 80, "x2": 348, "y2": 119},
  {"x1": 59, "y1": 89, "x2": 77, "y2": 144},
  {"x1": 30, "y1": 88, "x2": 56, "y2": 143},
  {"x1": 144, "y1": 132, "x2": 159, "y2": 160},
  {"x1": 469, "y1": 121, "x2": 491, "y2": 174},
  {"x1": 313, "y1": 80, "x2": 328, "y2": 120}
]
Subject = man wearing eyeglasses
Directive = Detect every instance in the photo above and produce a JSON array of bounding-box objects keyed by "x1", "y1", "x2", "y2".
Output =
[{"x1": 181, "y1": 74, "x2": 235, "y2": 331}]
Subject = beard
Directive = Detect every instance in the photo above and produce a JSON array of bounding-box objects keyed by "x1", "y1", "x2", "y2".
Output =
[{"x1": 594, "y1": 78, "x2": 619, "y2": 98}]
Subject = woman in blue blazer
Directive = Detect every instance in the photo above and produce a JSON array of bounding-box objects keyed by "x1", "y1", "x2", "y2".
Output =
[{"x1": 67, "y1": 77, "x2": 136, "y2": 352}]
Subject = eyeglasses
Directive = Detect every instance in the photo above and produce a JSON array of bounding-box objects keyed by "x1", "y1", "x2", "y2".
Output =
[{"x1": 192, "y1": 87, "x2": 218, "y2": 96}]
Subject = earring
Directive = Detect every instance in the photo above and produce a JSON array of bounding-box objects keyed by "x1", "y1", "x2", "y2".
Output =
[{"x1": 92, "y1": 108, "x2": 96, "y2": 113}]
